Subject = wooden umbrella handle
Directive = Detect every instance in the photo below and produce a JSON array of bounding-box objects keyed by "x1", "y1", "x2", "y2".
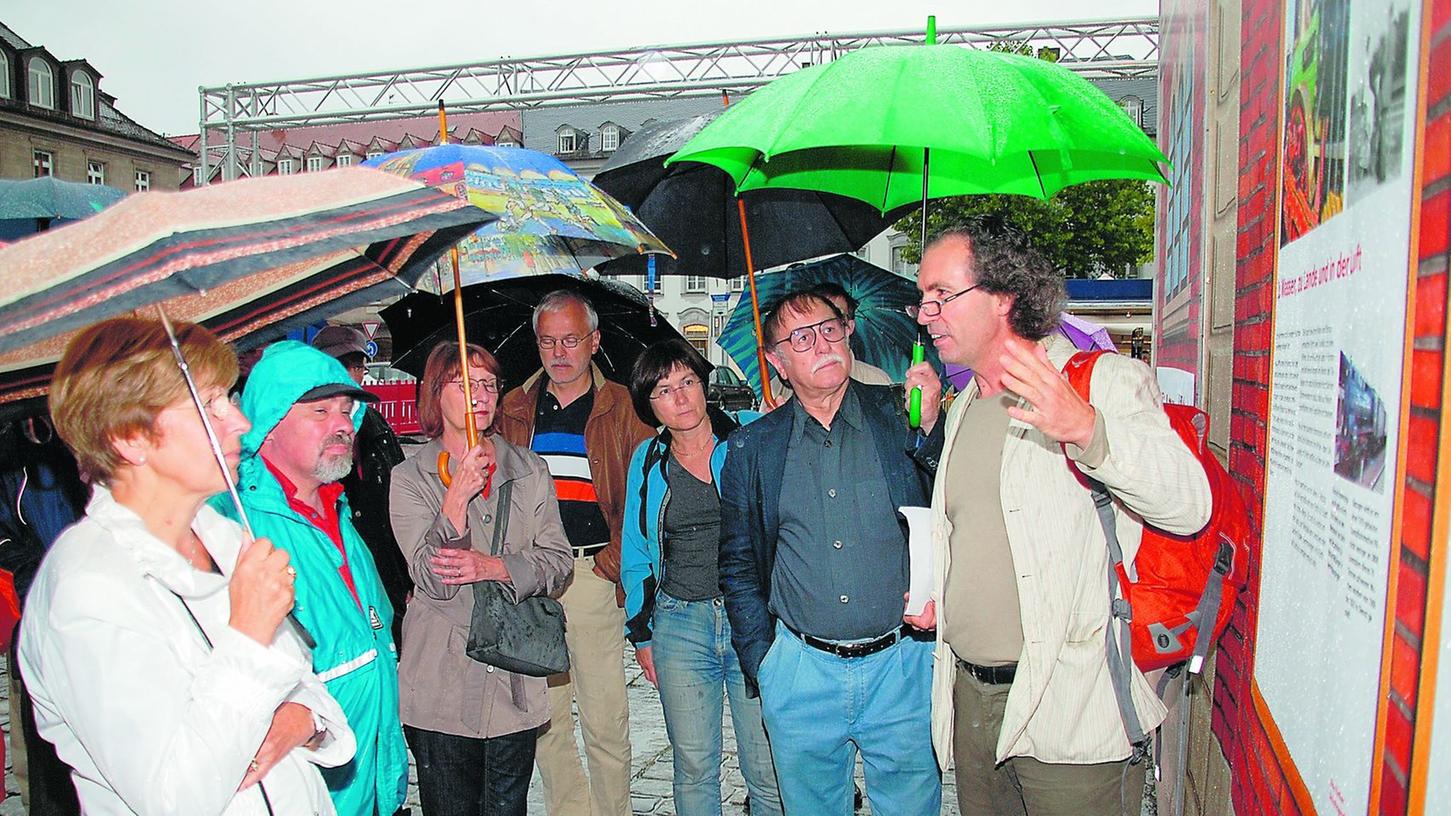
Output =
[{"x1": 437, "y1": 452, "x2": 493, "y2": 499}]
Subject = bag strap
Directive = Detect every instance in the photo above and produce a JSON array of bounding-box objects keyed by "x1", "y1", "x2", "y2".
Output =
[
  {"x1": 1063, "y1": 351, "x2": 1150, "y2": 762},
  {"x1": 489, "y1": 479, "x2": 514, "y2": 557}
]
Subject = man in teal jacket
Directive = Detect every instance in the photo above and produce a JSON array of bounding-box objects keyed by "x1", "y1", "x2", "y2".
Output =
[{"x1": 216, "y1": 340, "x2": 409, "y2": 816}]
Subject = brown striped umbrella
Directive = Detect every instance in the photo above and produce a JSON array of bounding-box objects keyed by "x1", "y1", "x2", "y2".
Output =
[{"x1": 0, "y1": 167, "x2": 495, "y2": 410}]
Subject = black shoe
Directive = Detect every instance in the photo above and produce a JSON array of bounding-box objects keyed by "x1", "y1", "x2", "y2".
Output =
[
  {"x1": 743, "y1": 793, "x2": 751, "y2": 814},
  {"x1": 854, "y1": 783, "x2": 864, "y2": 812}
]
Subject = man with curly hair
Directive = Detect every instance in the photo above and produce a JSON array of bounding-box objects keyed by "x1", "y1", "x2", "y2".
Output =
[{"x1": 903, "y1": 227, "x2": 1211, "y2": 815}]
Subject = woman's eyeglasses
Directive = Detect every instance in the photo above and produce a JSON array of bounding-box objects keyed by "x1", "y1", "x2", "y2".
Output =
[
  {"x1": 649, "y1": 376, "x2": 702, "y2": 401},
  {"x1": 449, "y1": 378, "x2": 499, "y2": 394}
]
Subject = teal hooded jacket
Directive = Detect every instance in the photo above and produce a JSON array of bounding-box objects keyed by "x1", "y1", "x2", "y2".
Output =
[{"x1": 212, "y1": 341, "x2": 408, "y2": 816}]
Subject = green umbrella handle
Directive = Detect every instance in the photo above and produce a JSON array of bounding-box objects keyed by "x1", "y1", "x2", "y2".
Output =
[{"x1": 909, "y1": 340, "x2": 925, "y2": 428}]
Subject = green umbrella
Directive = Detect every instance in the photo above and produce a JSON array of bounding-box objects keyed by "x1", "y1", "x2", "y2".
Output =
[{"x1": 666, "y1": 44, "x2": 1168, "y2": 213}]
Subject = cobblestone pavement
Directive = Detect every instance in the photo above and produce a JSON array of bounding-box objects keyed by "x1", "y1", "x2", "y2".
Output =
[{"x1": 0, "y1": 648, "x2": 1155, "y2": 815}]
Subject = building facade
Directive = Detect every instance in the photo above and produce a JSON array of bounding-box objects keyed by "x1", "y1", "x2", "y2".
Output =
[{"x1": 0, "y1": 22, "x2": 193, "y2": 189}]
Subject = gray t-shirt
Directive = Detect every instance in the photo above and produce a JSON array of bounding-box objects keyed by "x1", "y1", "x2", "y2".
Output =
[
  {"x1": 660, "y1": 453, "x2": 722, "y2": 601},
  {"x1": 942, "y1": 390, "x2": 1025, "y2": 666}
]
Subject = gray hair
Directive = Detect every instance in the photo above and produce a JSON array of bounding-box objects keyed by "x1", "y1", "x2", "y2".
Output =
[{"x1": 532, "y1": 289, "x2": 600, "y2": 334}]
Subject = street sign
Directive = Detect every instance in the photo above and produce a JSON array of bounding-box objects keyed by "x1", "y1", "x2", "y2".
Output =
[
  {"x1": 361, "y1": 321, "x2": 381, "y2": 339},
  {"x1": 710, "y1": 294, "x2": 731, "y2": 303},
  {"x1": 364, "y1": 340, "x2": 379, "y2": 358}
]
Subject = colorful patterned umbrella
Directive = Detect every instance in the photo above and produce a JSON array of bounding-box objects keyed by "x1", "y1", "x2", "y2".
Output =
[
  {"x1": 716, "y1": 253, "x2": 938, "y2": 392},
  {"x1": 0, "y1": 167, "x2": 493, "y2": 409},
  {"x1": 364, "y1": 144, "x2": 671, "y2": 285}
]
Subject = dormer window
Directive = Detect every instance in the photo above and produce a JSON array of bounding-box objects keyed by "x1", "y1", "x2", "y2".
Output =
[
  {"x1": 557, "y1": 129, "x2": 577, "y2": 154},
  {"x1": 28, "y1": 57, "x2": 53, "y2": 109},
  {"x1": 1118, "y1": 96, "x2": 1144, "y2": 128},
  {"x1": 335, "y1": 153, "x2": 353, "y2": 167},
  {"x1": 306, "y1": 155, "x2": 325, "y2": 172},
  {"x1": 366, "y1": 150, "x2": 384, "y2": 160},
  {"x1": 496, "y1": 135, "x2": 518, "y2": 148},
  {"x1": 277, "y1": 158, "x2": 295, "y2": 175},
  {"x1": 70, "y1": 71, "x2": 94, "y2": 118},
  {"x1": 601, "y1": 125, "x2": 619, "y2": 153}
]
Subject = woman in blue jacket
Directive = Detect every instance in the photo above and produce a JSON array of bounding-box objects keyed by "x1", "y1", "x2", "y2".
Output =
[{"x1": 620, "y1": 340, "x2": 780, "y2": 816}]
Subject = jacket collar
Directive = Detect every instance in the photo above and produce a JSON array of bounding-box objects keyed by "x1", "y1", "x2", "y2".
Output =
[{"x1": 86, "y1": 484, "x2": 235, "y2": 599}]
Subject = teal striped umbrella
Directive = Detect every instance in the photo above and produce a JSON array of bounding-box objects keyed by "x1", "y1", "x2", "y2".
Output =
[{"x1": 716, "y1": 253, "x2": 939, "y2": 393}]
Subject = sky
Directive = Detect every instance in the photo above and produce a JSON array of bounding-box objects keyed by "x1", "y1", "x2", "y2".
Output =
[{"x1": 5, "y1": 0, "x2": 1158, "y2": 137}]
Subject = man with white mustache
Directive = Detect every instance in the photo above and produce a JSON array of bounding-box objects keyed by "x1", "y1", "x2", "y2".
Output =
[
  {"x1": 719, "y1": 290, "x2": 946, "y2": 815},
  {"x1": 221, "y1": 341, "x2": 409, "y2": 816}
]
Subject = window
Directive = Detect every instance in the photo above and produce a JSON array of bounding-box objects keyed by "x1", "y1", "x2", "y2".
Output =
[
  {"x1": 87, "y1": 161, "x2": 105, "y2": 185},
  {"x1": 891, "y1": 245, "x2": 913, "y2": 276},
  {"x1": 306, "y1": 156, "x2": 325, "y2": 172},
  {"x1": 366, "y1": 150, "x2": 384, "y2": 160},
  {"x1": 32, "y1": 149, "x2": 52, "y2": 177},
  {"x1": 684, "y1": 324, "x2": 710, "y2": 357},
  {"x1": 557, "y1": 130, "x2": 576, "y2": 154},
  {"x1": 28, "y1": 57, "x2": 53, "y2": 109},
  {"x1": 70, "y1": 71, "x2": 94, "y2": 118},
  {"x1": 496, "y1": 136, "x2": 517, "y2": 148},
  {"x1": 641, "y1": 275, "x2": 661, "y2": 293},
  {"x1": 0, "y1": 52, "x2": 10, "y2": 99},
  {"x1": 600, "y1": 125, "x2": 619, "y2": 152},
  {"x1": 134, "y1": 170, "x2": 150, "y2": 191},
  {"x1": 277, "y1": 158, "x2": 295, "y2": 175},
  {"x1": 684, "y1": 275, "x2": 707, "y2": 293},
  {"x1": 1118, "y1": 96, "x2": 1144, "y2": 128},
  {"x1": 730, "y1": 276, "x2": 746, "y2": 292},
  {"x1": 335, "y1": 153, "x2": 352, "y2": 167},
  {"x1": 192, "y1": 165, "x2": 203, "y2": 185}
]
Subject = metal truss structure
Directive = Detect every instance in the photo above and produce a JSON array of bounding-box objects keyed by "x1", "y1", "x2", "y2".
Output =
[{"x1": 198, "y1": 16, "x2": 1158, "y2": 181}]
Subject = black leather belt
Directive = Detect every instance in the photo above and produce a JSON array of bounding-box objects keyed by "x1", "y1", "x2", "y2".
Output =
[
  {"x1": 959, "y1": 658, "x2": 1017, "y2": 685},
  {"x1": 789, "y1": 624, "x2": 909, "y2": 659},
  {"x1": 572, "y1": 544, "x2": 607, "y2": 558}
]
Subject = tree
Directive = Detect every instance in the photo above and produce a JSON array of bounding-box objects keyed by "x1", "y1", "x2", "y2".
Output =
[{"x1": 893, "y1": 179, "x2": 1157, "y2": 278}]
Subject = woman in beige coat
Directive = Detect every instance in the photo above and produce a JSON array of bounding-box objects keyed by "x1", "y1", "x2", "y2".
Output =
[{"x1": 389, "y1": 341, "x2": 572, "y2": 816}]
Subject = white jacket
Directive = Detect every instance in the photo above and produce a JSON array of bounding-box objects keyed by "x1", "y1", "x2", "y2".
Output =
[
  {"x1": 18, "y1": 485, "x2": 356, "y2": 816},
  {"x1": 929, "y1": 335, "x2": 1213, "y2": 768}
]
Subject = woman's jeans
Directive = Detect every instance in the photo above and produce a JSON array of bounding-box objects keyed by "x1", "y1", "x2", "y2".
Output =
[
  {"x1": 652, "y1": 592, "x2": 783, "y2": 816},
  {"x1": 403, "y1": 724, "x2": 537, "y2": 816}
]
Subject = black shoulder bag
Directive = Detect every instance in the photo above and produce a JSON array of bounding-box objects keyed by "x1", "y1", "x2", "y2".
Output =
[{"x1": 464, "y1": 479, "x2": 570, "y2": 677}]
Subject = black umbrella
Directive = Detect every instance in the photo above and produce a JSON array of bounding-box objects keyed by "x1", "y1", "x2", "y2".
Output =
[
  {"x1": 381, "y1": 274, "x2": 687, "y2": 395},
  {"x1": 593, "y1": 109, "x2": 913, "y2": 279}
]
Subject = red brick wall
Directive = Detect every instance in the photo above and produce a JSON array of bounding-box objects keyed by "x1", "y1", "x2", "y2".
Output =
[{"x1": 1216, "y1": 1, "x2": 1450, "y2": 814}]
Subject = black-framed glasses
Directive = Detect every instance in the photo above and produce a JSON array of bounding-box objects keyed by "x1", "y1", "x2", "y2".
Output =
[
  {"x1": 449, "y1": 378, "x2": 499, "y2": 394},
  {"x1": 649, "y1": 375, "x2": 702, "y2": 401},
  {"x1": 772, "y1": 317, "x2": 848, "y2": 353},
  {"x1": 906, "y1": 284, "x2": 982, "y2": 319},
  {"x1": 536, "y1": 331, "x2": 596, "y2": 350}
]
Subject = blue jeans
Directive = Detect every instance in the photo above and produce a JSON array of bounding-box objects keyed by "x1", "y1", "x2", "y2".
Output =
[
  {"x1": 653, "y1": 593, "x2": 783, "y2": 816},
  {"x1": 757, "y1": 621, "x2": 941, "y2": 816},
  {"x1": 404, "y1": 724, "x2": 537, "y2": 816}
]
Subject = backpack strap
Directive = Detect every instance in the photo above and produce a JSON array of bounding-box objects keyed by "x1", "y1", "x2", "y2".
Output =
[{"x1": 1063, "y1": 350, "x2": 1150, "y2": 763}]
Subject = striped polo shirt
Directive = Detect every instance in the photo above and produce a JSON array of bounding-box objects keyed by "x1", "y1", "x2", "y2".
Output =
[{"x1": 533, "y1": 387, "x2": 610, "y2": 550}]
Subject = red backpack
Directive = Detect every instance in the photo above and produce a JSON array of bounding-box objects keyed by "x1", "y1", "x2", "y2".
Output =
[{"x1": 1063, "y1": 351, "x2": 1250, "y2": 757}]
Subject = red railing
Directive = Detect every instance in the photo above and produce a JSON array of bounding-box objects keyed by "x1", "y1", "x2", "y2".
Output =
[{"x1": 365, "y1": 382, "x2": 421, "y2": 436}]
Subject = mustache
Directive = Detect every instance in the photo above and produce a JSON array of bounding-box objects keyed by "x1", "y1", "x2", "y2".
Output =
[
  {"x1": 811, "y1": 354, "x2": 848, "y2": 373},
  {"x1": 321, "y1": 430, "x2": 354, "y2": 449}
]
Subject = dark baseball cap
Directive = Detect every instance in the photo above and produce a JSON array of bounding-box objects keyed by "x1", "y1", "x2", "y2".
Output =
[{"x1": 297, "y1": 382, "x2": 379, "y2": 404}]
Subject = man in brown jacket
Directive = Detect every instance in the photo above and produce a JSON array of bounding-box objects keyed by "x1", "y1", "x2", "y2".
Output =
[{"x1": 498, "y1": 290, "x2": 652, "y2": 816}]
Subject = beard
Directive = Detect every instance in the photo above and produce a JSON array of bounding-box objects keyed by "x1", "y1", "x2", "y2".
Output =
[{"x1": 312, "y1": 432, "x2": 355, "y2": 483}]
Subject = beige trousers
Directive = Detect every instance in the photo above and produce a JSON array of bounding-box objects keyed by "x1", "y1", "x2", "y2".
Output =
[{"x1": 535, "y1": 556, "x2": 632, "y2": 816}]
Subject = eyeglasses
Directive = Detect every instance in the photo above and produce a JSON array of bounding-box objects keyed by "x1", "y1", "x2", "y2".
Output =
[
  {"x1": 649, "y1": 375, "x2": 702, "y2": 401},
  {"x1": 449, "y1": 378, "x2": 499, "y2": 394},
  {"x1": 536, "y1": 331, "x2": 596, "y2": 350},
  {"x1": 906, "y1": 284, "x2": 982, "y2": 319},
  {"x1": 772, "y1": 317, "x2": 847, "y2": 353}
]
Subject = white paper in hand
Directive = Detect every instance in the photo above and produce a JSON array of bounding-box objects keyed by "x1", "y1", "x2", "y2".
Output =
[{"x1": 899, "y1": 506, "x2": 933, "y2": 616}]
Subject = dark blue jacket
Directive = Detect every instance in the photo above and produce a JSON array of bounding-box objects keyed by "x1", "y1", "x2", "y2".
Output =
[{"x1": 719, "y1": 382, "x2": 943, "y2": 694}]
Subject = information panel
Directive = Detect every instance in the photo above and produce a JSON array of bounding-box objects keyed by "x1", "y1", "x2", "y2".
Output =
[{"x1": 1253, "y1": 0, "x2": 1421, "y2": 812}]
